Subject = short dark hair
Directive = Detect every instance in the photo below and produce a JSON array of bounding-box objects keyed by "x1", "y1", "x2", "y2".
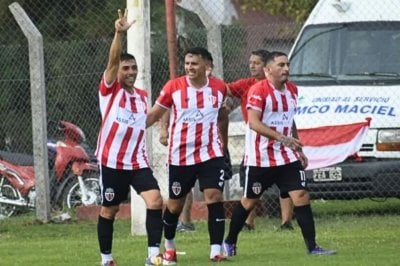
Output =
[
  {"x1": 184, "y1": 47, "x2": 213, "y2": 63},
  {"x1": 120, "y1": 53, "x2": 135, "y2": 62},
  {"x1": 266, "y1": 51, "x2": 287, "y2": 64},
  {"x1": 251, "y1": 49, "x2": 270, "y2": 64}
]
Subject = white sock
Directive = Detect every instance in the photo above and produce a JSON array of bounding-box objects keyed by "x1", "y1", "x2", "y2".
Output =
[
  {"x1": 210, "y1": 244, "x2": 222, "y2": 258},
  {"x1": 165, "y1": 239, "x2": 176, "y2": 250},
  {"x1": 101, "y1": 253, "x2": 113, "y2": 263},
  {"x1": 148, "y1": 246, "x2": 160, "y2": 257}
]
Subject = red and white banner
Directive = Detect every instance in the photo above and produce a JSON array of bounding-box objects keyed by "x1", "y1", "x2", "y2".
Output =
[{"x1": 298, "y1": 118, "x2": 371, "y2": 170}]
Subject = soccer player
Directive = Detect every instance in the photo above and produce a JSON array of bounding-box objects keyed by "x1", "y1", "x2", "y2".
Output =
[
  {"x1": 159, "y1": 60, "x2": 232, "y2": 234},
  {"x1": 96, "y1": 9, "x2": 163, "y2": 266},
  {"x1": 223, "y1": 51, "x2": 336, "y2": 256},
  {"x1": 228, "y1": 49, "x2": 294, "y2": 230},
  {"x1": 147, "y1": 47, "x2": 228, "y2": 263}
]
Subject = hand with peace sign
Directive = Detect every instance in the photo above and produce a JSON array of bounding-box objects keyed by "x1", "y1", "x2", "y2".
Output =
[{"x1": 115, "y1": 8, "x2": 136, "y2": 33}]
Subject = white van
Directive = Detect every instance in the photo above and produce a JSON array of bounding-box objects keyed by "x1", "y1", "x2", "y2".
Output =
[{"x1": 288, "y1": 0, "x2": 400, "y2": 199}]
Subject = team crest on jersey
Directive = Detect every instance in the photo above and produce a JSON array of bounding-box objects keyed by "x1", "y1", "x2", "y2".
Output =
[
  {"x1": 171, "y1": 181, "x2": 182, "y2": 196},
  {"x1": 252, "y1": 182, "x2": 262, "y2": 195},
  {"x1": 104, "y1": 188, "x2": 115, "y2": 201},
  {"x1": 208, "y1": 95, "x2": 217, "y2": 105}
]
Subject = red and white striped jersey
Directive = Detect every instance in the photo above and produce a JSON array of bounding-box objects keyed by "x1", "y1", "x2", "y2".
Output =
[
  {"x1": 156, "y1": 76, "x2": 227, "y2": 166},
  {"x1": 244, "y1": 80, "x2": 299, "y2": 167},
  {"x1": 95, "y1": 74, "x2": 150, "y2": 170}
]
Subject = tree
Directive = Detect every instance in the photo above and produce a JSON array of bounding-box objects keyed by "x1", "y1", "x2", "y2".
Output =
[{"x1": 237, "y1": 0, "x2": 318, "y2": 22}]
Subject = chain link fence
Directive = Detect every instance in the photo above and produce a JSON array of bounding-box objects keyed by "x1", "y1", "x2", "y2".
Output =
[{"x1": 0, "y1": 0, "x2": 399, "y2": 220}]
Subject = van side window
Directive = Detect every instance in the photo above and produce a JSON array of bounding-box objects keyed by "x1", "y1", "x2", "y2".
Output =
[{"x1": 342, "y1": 31, "x2": 379, "y2": 74}]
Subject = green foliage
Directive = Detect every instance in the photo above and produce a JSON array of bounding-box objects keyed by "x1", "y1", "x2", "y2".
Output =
[
  {"x1": 43, "y1": 39, "x2": 110, "y2": 148},
  {"x1": 238, "y1": 0, "x2": 318, "y2": 22},
  {"x1": 0, "y1": 0, "x2": 169, "y2": 150},
  {"x1": 0, "y1": 43, "x2": 31, "y2": 152}
]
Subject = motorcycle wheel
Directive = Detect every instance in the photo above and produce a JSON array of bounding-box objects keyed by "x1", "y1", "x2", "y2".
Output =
[
  {"x1": 0, "y1": 177, "x2": 21, "y2": 218},
  {"x1": 63, "y1": 172, "x2": 101, "y2": 209}
]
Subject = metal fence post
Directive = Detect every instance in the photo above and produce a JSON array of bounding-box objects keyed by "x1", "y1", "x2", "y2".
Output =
[{"x1": 9, "y1": 2, "x2": 50, "y2": 222}]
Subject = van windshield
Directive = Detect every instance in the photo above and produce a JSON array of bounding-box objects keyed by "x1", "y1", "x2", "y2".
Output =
[{"x1": 290, "y1": 22, "x2": 400, "y2": 85}]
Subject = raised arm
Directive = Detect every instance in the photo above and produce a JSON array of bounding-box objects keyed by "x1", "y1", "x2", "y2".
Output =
[{"x1": 105, "y1": 9, "x2": 135, "y2": 85}]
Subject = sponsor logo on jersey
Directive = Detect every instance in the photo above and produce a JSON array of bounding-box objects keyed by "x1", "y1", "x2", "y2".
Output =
[{"x1": 182, "y1": 110, "x2": 204, "y2": 122}]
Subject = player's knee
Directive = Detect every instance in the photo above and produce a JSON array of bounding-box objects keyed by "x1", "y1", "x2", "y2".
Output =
[
  {"x1": 148, "y1": 196, "x2": 164, "y2": 209},
  {"x1": 167, "y1": 198, "x2": 186, "y2": 214},
  {"x1": 143, "y1": 191, "x2": 164, "y2": 209},
  {"x1": 204, "y1": 188, "x2": 223, "y2": 203},
  {"x1": 289, "y1": 190, "x2": 310, "y2": 205},
  {"x1": 240, "y1": 197, "x2": 257, "y2": 211},
  {"x1": 100, "y1": 205, "x2": 119, "y2": 219}
]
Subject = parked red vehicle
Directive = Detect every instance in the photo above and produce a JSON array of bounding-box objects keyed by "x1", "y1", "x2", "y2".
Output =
[{"x1": 0, "y1": 120, "x2": 100, "y2": 218}]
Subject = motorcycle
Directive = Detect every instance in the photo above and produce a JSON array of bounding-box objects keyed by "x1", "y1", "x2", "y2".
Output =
[{"x1": 0, "y1": 120, "x2": 101, "y2": 218}]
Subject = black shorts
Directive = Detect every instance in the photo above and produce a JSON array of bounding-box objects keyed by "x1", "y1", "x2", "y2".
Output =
[
  {"x1": 100, "y1": 165, "x2": 159, "y2": 206},
  {"x1": 242, "y1": 161, "x2": 307, "y2": 199},
  {"x1": 168, "y1": 157, "x2": 225, "y2": 199},
  {"x1": 240, "y1": 157, "x2": 290, "y2": 198}
]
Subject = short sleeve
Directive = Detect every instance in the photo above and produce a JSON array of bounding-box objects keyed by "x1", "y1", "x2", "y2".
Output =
[
  {"x1": 156, "y1": 80, "x2": 174, "y2": 109},
  {"x1": 246, "y1": 83, "x2": 265, "y2": 112}
]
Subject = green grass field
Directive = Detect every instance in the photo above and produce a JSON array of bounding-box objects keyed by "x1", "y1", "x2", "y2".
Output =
[{"x1": 1, "y1": 199, "x2": 399, "y2": 266}]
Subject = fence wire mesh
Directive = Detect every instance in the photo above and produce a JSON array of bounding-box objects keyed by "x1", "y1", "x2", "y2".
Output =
[{"x1": 0, "y1": 0, "x2": 399, "y2": 221}]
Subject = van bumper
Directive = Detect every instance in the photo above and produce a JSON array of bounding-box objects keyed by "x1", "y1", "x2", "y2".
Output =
[{"x1": 305, "y1": 159, "x2": 400, "y2": 199}]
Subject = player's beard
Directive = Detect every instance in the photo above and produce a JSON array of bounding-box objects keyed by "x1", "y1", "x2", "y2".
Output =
[{"x1": 281, "y1": 73, "x2": 289, "y2": 84}]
